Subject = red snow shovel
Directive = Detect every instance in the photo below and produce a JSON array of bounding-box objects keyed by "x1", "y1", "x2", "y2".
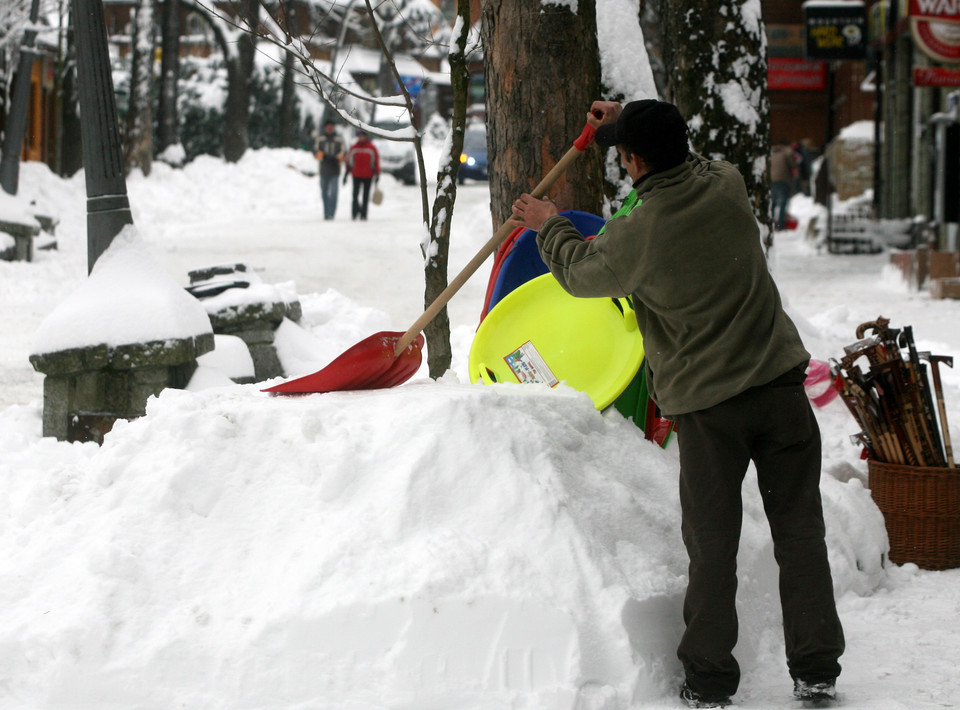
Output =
[{"x1": 263, "y1": 122, "x2": 597, "y2": 394}]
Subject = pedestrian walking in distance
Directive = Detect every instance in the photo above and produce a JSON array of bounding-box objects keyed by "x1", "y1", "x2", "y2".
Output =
[
  {"x1": 345, "y1": 131, "x2": 380, "y2": 221},
  {"x1": 771, "y1": 140, "x2": 797, "y2": 230},
  {"x1": 315, "y1": 120, "x2": 346, "y2": 220}
]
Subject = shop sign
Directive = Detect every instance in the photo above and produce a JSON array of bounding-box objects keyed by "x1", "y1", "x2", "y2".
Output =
[
  {"x1": 803, "y1": 1, "x2": 868, "y2": 59},
  {"x1": 911, "y1": 0, "x2": 960, "y2": 62},
  {"x1": 768, "y1": 57, "x2": 828, "y2": 91},
  {"x1": 911, "y1": 0, "x2": 960, "y2": 21},
  {"x1": 767, "y1": 24, "x2": 807, "y2": 53},
  {"x1": 913, "y1": 65, "x2": 960, "y2": 85}
]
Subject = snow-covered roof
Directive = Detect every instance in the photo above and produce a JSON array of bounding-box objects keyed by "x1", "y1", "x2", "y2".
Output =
[
  {"x1": 334, "y1": 44, "x2": 434, "y2": 81},
  {"x1": 837, "y1": 120, "x2": 875, "y2": 142},
  {"x1": 801, "y1": 1, "x2": 866, "y2": 7}
]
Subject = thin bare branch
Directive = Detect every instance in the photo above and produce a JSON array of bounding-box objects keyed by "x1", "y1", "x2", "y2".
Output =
[{"x1": 363, "y1": 0, "x2": 429, "y2": 221}]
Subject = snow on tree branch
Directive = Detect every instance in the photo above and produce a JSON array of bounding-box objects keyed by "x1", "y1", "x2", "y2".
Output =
[{"x1": 0, "y1": 0, "x2": 54, "y2": 54}]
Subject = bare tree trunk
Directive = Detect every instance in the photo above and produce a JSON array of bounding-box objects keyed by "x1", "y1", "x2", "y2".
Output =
[
  {"x1": 481, "y1": 0, "x2": 603, "y2": 230},
  {"x1": 660, "y1": 0, "x2": 772, "y2": 248},
  {"x1": 59, "y1": 15, "x2": 84, "y2": 177},
  {"x1": 223, "y1": 0, "x2": 258, "y2": 162},
  {"x1": 277, "y1": 0, "x2": 297, "y2": 148},
  {"x1": 639, "y1": 0, "x2": 668, "y2": 98},
  {"x1": 279, "y1": 48, "x2": 296, "y2": 147},
  {"x1": 0, "y1": 0, "x2": 41, "y2": 196},
  {"x1": 156, "y1": 0, "x2": 181, "y2": 153},
  {"x1": 124, "y1": 0, "x2": 154, "y2": 176},
  {"x1": 422, "y1": 0, "x2": 472, "y2": 378}
]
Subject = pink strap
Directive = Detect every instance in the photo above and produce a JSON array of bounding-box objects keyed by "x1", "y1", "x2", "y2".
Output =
[
  {"x1": 809, "y1": 386, "x2": 838, "y2": 408},
  {"x1": 804, "y1": 359, "x2": 838, "y2": 407},
  {"x1": 805, "y1": 359, "x2": 831, "y2": 384}
]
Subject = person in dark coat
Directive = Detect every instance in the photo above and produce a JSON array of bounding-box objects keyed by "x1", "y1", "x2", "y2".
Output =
[
  {"x1": 771, "y1": 141, "x2": 797, "y2": 230},
  {"x1": 344, "y1": 131, "x2": 380, "y2": 221},
  {"x1": 509, "y1": 99, "x2": 845, "y2": 710},
  {"x1": 315, "y1": 120, "x2": 346, "y2": 220}
]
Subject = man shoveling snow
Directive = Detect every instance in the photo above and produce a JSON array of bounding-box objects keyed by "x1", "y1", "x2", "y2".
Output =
[{"x1": 510, "y1": 99, "x2": 845, "y2": 709}]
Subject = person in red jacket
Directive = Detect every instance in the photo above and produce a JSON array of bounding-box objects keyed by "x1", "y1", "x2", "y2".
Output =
[{"x1": 344, "y1": 131, "x2": 380, "y2": 221}]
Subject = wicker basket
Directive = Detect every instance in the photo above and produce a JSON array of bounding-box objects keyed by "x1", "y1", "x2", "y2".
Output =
[{"x1": 868, "y1": 460, "x2": 960, "y2": 570}]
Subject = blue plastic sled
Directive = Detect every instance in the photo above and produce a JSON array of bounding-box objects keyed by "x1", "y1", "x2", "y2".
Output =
[{"x1": 480, "y1": 210, "x2": 606, "y2": 321}]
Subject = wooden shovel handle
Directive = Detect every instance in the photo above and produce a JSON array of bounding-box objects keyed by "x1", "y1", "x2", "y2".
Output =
[{"x1": 394, "y1": 123, "x2": 597, "y2": 355}]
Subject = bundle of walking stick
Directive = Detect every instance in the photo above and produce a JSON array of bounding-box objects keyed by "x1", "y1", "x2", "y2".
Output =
[{"x1": 831, "y1": 317, "x2": 955, "y2": 467}]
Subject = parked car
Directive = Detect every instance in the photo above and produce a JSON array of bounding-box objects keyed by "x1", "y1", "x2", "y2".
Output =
[
  {"x1": 371, "y1": 114, "x2": 417, "y2": 186},
  {"x1": 458, "y1": 124, "x2": 488, "y2": 183}
]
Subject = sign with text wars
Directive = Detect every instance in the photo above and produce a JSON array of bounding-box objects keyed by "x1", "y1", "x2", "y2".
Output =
[
  {"x1": 911, "y1": 0, "x2": 960, "y2": 63},
  {"x1": 803, "y1": 1, "x2": 868, "y2": 60}
]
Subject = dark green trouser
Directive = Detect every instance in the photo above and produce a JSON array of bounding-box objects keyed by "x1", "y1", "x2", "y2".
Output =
[{"x1": 674, "y1": 364, "x2": 845, "y2": 699}]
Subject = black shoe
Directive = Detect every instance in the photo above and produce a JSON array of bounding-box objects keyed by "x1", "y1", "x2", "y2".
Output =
[
  {"x1": 680, "y1": 681, "x2": 732, "y2": 708},
  {"x1": 793, "y1": 679, "x2": 838, "y2": 707}
]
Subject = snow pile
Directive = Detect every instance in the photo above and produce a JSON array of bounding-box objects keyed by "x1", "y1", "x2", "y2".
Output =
[
  {"x1": 156, "y1": 142, "x2": 186, "y2": 167},
  {"x1": 193, "y1": 269, "x2": 299, "y2": 321},
  {"x1": 0, "y1": 189, "x2": 40, "y2": 252},
  {"x1": 836, "y1": 121, "x2": 874, "y2": 143},
  {"x1": 8, "y1": 145, "x2": 953, "y2": 709},
  {"x1": 31, "y1": 226, "x2": 212, "y2": 355},
  {"x1": 193, "y1": 334, "x2": 255, "y2": 384},
  {"x1": 0, "y1": 372, "x2": 885, "y2": 709},
  {"x1": 0, "y1": 189, "x2": 40, "y2": 229}
]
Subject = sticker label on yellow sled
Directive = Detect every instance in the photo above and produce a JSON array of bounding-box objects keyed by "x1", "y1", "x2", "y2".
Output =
[{"x1": 504, "y1": 341, "x2": 559, "y2": 386}]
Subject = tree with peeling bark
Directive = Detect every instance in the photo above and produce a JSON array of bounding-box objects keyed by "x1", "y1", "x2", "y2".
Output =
[
  {"x1": 659, "y1": 0, "x2": 773, "y2": 249},
  {"x1": 481, "y1": 1, "x2": 603, "y2": 230}
]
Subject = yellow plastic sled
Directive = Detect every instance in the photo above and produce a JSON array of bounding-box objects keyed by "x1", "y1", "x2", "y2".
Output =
[{"x1": 469, "y1": 273, "x2": 645, "y2": 410}]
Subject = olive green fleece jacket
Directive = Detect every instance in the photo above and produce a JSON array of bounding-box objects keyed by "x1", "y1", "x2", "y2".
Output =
[{"x1": 537, "y1": 152, "x2": 809, "y2": 417}]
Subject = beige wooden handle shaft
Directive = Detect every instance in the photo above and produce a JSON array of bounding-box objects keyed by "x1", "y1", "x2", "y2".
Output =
[{"x1": 394, "y1": 140, "x2": 590, "y2": 356}]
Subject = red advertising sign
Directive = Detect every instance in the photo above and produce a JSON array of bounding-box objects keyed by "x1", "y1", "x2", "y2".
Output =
[
  {"x1": 910, "y1": 0, "x2": 960, "y2": 62},
  {"x1": 768, "y1": 57, "x2": 827, "y2": 91},
  {"x1": 910, "y1": 0, "x2": 960, "y2": 21},
  {"x1": 913, "y1": 65, "x2": 960, "y2": 85}
]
